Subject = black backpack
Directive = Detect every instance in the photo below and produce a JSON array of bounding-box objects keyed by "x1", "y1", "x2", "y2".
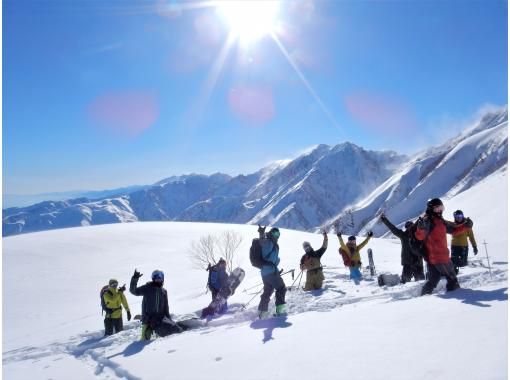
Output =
[
  {"x1": 100, "y1": 285, "x2": 113, "y2": 315},
  {"x1": 249, "y1": 238, "x2": 273, "y2": 269},
  {"x1": 408, "y1": 222, "x2": 429, "y2": 262},
  {"x1": 207, "y1": 264, "x2": 222, "y2": 291}
]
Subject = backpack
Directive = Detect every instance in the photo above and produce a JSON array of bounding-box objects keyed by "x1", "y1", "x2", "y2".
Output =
[
  {"x1": 207, "y1": 264, "x2": 222, "y2": 291},
  {"x1": 249, "y1": 238, "x2": 273, "y2": 269},
  {"x1": 408, "y1": 222, "x2": 429, "y2": 262},
  {"x1": 100, "y1": 285, "x2": 114, "y2": 315},
  {"x1": 339, "y1": 248, "x2": 351, "y2": 267}
]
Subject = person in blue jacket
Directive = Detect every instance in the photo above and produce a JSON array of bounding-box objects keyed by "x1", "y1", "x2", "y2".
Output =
[{"x1": 257, "y1": 225, "x2": 287, "y2": 319}]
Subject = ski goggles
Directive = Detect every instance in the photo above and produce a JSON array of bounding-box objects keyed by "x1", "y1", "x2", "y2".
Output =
[
  {"x1": 110, "y1": 282, "x2": 118, "y2": 288},
  {"x1": 454, "y1": 213, "x2": 464, "y2": 219},
  {"x1": 432, "y1": 205, "x2": 444, "y2": 213},
  {"x1": 271, "y1": 230, "x2": 280, "y2": 238}
]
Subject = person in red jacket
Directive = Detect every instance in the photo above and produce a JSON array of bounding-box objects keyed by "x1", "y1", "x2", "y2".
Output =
[{"x1": 415, "y1": 198, "x2": 472, "y2": 295}]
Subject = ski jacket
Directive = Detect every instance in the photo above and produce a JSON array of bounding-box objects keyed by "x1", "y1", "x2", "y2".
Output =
[
  {"x1": 208, "y1": 264, "x2": 229, "y2": 292},
  {"x1": 338, "y1": 234, "x2": 371, "y2": 269},
  {"x1": 102, "y1": 287, "x2": 130, "y2": 319},
  {"x1": 259, "y1": 233, "x2": 280, "y2": 278},
  {"x1": 415, "y1": 215, "x2": 469, "y2": 265},
  {"x1": 300, "y1": 235, "x2": 328, "y2": 271},
  {"x1": 130, "y1": 277, "x2": 171, "y2": 325},
  {"x1": 451, "y1": 224, "x2": 477, "y2": 248},
  {"x1": 381, "y1": 216, "x2": 416, "y2": 266}
]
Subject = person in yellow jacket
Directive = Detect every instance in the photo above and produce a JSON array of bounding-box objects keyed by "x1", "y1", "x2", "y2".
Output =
[
  {"x1": 102, "y1": 279, "x2": 131, "y2": 336},
  {"x1": 451, "y1": 210, "x2": 478, "y2": 274},
  {"x1": 337, "y1": 231, "x2": 373, "y2": 285}
]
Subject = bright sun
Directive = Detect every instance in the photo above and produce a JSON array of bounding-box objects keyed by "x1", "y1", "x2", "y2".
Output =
[{"x1": 216, "y1": 0, "x2": 280, "y2": 45}]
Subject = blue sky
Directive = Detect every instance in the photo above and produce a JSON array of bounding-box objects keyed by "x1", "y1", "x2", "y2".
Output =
[{"x1": 3, "y1": 0, "x2": 508, "y2": 195}]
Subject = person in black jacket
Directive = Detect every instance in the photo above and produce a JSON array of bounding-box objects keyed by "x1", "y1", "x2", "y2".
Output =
[
  {"x1": 130, "y1": 269, "x2": 183, "y2": 340},
  {"x1": 380, "y1": 213, "x2": 425, "y2": 283},
  {"x1": 300, "y1": 231, "x2": 328, "y2": 290}
]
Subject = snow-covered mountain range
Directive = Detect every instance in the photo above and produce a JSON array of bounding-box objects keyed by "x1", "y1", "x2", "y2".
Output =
[{"x1": 3, "y1": 107, "x2": 507, "y2": 237}]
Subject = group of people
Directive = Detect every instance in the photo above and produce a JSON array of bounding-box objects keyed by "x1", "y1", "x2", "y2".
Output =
[{"x1": 101, "y1": 197, "x2": 477, "y2": 339}]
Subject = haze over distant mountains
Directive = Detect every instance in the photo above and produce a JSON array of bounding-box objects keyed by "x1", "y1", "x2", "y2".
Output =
[{"x1": 3, "y1": 107, "x2": 507, "y2": 237}]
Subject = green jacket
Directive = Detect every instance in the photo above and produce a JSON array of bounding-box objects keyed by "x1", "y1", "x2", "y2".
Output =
[{"x1": 103, "y1": 287, "x2": 130, "y2": 319}]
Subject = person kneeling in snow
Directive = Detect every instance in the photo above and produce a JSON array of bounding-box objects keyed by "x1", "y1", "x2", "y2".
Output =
[
  {"x1": 300, "y1": 231, "x2": 328, "y2": 290},
  {"x1": 337, "y1": 231, "x2": 372, "y2": 285},
  {"x1": 130, "y1": 269, "x2": 183, "y2": 340}
]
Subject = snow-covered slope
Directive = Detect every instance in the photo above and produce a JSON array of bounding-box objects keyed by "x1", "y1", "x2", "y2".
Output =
[
  {"x1": 3, "y1": 143, "x2": 406, "y2": 236},
  {"x1": 2, "y1": 169, "x2": 507, "y2": 380},
  {"x1": 326, "y1": 107, "x2": 508, "y2": 236}
]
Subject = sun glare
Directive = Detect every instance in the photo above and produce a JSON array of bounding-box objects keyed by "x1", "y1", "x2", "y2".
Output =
[{"x1": 216, "y1": 0, "x2": 280, "y2": 45}]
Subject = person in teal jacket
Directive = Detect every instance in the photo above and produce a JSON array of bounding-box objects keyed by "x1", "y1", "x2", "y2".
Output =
[{"x1": 257, "y1": 225, "x2": 287, "y2": 319}]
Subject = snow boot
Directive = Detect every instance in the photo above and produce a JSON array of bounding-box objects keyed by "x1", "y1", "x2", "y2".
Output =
[
  {"x1": 259, "y1": 311, "x2": 270, "y2": 319},
  {"x1": 275, "y1": 304, "x2": 287, "y2": 316}
]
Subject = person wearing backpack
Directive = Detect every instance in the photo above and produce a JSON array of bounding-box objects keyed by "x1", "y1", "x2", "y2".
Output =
[
  {"x1": 450, "y1": 210, "x2": 478, "y2": 274},
  {"x1": 101, "y1": 279, "x2": 131, "y2": 336},
  {"x1": 337, "y1": 231, "x2": 373, "y2": 285},
  {"x1": 415, "y1": 198, "x2": 472, "y2": 295},
  {"x1": 300, "y1": 231, "x2": 328, "y2": 290},
  {"x1": 380, "y1": 213, "x2": 425, "y2": 283},
  {"x1": 130, "y1": 269, "x2": 183, "y2": 340},
  {"x1": 257, "y1": 225, "x2": 287, "y2": 319},
  {"x1": 206, "y1": 258, "x2": 229, "y2": 313}
]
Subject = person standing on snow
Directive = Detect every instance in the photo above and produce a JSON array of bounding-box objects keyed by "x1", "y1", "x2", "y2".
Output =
[
  {"x1": 102, "y1": 279, "x2": 131, "y2": 336},
  {"x1": 205, "y1": 258, "x2": 229, "y2": 314},
  {"x1": 450, "y1": 210, "x2": 478, "y2": 274},
  {"x1": 415, "y1": 198, "x2": 472, "y2": 295},
  {"x1": 257, "y1": 225, "x2": 287, "y2": 319},
  {"x1": 130, "y1": 269, "x2": 183, "y2": 340},
  {"x1": 380, "y1": 213, "x2": 425, "y2": 283},
  {"x1": 300, "y1": 231, "x2": 328, "y2": 290},
  {"x1": 337, "y1": 231, "x2": 373, "y2": 285}
]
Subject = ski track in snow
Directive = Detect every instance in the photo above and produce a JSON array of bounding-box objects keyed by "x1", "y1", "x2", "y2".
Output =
[{"x1": 3, "y1": 264, "x2": 507, "y2": 379}]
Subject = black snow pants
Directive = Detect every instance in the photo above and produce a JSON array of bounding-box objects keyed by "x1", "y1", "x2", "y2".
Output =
[
  {"x1": 421, "y1": 262, "x2": 460, "y2": 295},
  {"x1": 104, "y1": 317, "x2": 123, "y2": 336},
  {"x1": 258, "y1": 272, "x2": 286, "y2": 312}
]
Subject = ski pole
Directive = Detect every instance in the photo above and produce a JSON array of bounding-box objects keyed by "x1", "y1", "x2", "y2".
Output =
[
  {"x1": 242, "y1": 281, "x2": 264, "y2": 292},
  {"x1": 483, "y1": 240, "x2": 493, "y2": 279},
  {"x1": 297, "y1": 270, "x2": 304, "y2": 291},
  {"x1": 241, "y1": 286, "x2": 264, "y2": 310},
  {"x1": 288, "y1": 270, "x2": 303, "y2": 290}
]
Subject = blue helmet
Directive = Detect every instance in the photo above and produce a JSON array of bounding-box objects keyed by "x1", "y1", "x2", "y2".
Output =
[{"x1": 151, "y1": 270, "x2": 164, "y2": 283}]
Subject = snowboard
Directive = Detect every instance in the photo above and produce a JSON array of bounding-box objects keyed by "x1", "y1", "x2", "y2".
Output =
[
  {"x1": 201, "y1": 267, "x2": 245, "y2": 318},
  {"x1": 367, "y1": 248, "x2": 376, "y2": 276}
]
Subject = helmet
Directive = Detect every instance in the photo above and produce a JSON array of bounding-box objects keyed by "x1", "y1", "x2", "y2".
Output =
[
  {"x1": 218, "y1": 258, "x2": 227, "y2": 265},
  {"x1": 426, "y1": 198, "x2": 444, "y2": 214},
  {"x1": 404, "y1": 221, "x2": 413, "y2": 229},
  {"x1": 453, "y1": 210, "x2": 464, "y2": 221},
  {"x1": 151, "y1": 270, "x2": 164, "y2": 283},
  {"x1": 109, "y1": 279, "x2": 119, "y2": 287},
  {"x1": 348, "y1": 235, "x2": 356, "y2": 242},
  {"x1": 302, "y1": 241, "x2": 312, "y2": 252},
  {"x1": 269, "y1": 227, "x2": 280, "y2": 240}
]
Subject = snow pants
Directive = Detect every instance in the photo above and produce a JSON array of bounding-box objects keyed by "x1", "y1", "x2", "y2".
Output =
[
  {"x1": 451, "y1": 246, "x2": 469, "y2": 271},
  {"x1": 141, "y1": 317, "x2": 183, "y2": 340},
  {"x1": 258, "y1": 272, "x2": 286, "y2": 312},
  {"x1": 401, "y1": 263, "x2": 425, "y2": 283},
  {"x1": 349, "y1": 267, "x2": 362, "y2": 285},
  {"x1": 304, "y1": 268, "x2": 324, "y2": 290},
  {"x1": 421, "y1": 262, "x2": 460, "y2": 295},
  {"x1": 104, "y1": 317, "x2": 123, "y2": 336}
]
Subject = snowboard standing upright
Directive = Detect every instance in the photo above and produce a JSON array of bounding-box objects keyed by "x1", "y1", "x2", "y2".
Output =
[
  {"x1": 367, "y1": 248, "x2": 376, "y2": 276},
  {"x1": 201, "y1": 267, "x2": 245, "y2": 318}
]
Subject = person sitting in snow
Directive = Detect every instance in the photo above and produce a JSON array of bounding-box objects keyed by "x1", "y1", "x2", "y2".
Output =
[
  {"x1": 130, "y1": 269, "x2": 183, "y2": 340},
  {"x1": 380, "y1": 213, "x2": 425, "y2": 283},
  {"x1": 337, "y1": 230, "x2": 373, "y2": 285},
  {"x1": 300, "y1": 231, "x2": 328, "y2": 290},
  {"x1": 450, "y1": 209, "x2": 478, "y2": 274},
  {"x1": 415, "y1": 198, "x2": 472, "y2": 295},
  {"x1": 102, "y1": 279, "x2": 131, "y2": 336}
]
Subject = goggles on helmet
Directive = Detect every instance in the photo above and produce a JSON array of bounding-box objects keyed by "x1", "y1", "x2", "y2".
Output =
[{"x1": 271, "y1": 230, "x2": 280, "y2": 239}]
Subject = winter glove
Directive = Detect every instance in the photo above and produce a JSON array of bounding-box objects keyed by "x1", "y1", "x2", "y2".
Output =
[
  {"x1": 336, "y1": 230, "x2": 343, "y2": 237},
  {"x1": 127, "y1": 310, "x2": 132, "y2": 321},
  {"x1": 473, "y1": 246, "x2": 478, "y2": 255},
  {"x1": 380, "y1": 213, "x2": 386, "y2": 221},
  {"x1": 464, "y1": 217, "x2": 473, "y2": 228},
  {"x1": 257, "y1": 224, "x2": 266, "y2": 234},
  {"x1": 367, "y1": 231, "x2": 374, "y2": 237},
  {"x1": 416, "y1": 217, "x2": 425, "y2": 229},
  {"x1": 118, "y1": 284, "x2": 126, "y2": 293},
  {"x1": 133, "y1": 269, "x2": 143, "y2": 279}
]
